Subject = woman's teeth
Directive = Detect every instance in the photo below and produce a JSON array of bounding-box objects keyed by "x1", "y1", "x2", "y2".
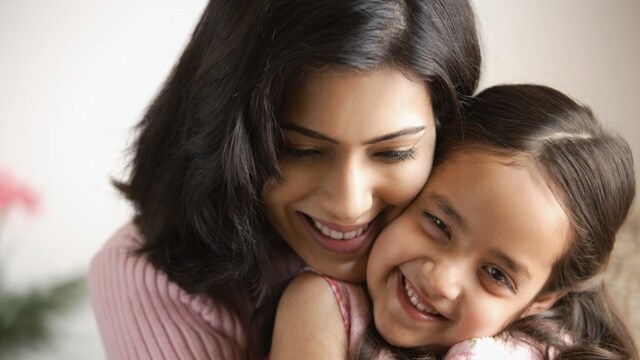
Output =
[
  {"x1": 312, "y1": 219, "x2": 368, "y2": 240},
  {"x1": 404, "y1": 278, "x2": 441, "y2": 316}
]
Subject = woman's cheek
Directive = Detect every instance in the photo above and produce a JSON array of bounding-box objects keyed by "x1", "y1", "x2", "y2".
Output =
[{"x1": 381, "y1": 160, "x2": 432, "y2": 224}]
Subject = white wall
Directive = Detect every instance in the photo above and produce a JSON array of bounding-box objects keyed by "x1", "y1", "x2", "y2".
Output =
[
  {"x1": 474, "y1": 0, "x2": 640, "y2": 186},
  {"x1": 0, "y1": 1, "x2": 208, "y2": 358},
  {"x1": 0, "y1": 1, "x2": 638, "y2": 358}
]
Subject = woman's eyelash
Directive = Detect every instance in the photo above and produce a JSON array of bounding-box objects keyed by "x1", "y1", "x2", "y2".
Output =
[
  {"x1": 377, "y1": 148, "x2": 417, "y2": 162},
  {"x1": 279, "y1": 147, "x2": 319, "y2": 159},
  {"x1": 280, "y1": 146, "x2": 417, "y2": 162},
  {"x1": 483, "y1": 265, "x2": 515, "y2": 292}
]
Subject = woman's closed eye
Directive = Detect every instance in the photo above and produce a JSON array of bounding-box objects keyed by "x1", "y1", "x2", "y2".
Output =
[
  {"x1": 375, "y1": 148, "x2": 417, "y2": 163},
  {"x1": 280, "y1": 146, "x2": 418, "y2": 162},
  {"x1": 279, "y1": 146, "x2": 321, "y2": 160}
]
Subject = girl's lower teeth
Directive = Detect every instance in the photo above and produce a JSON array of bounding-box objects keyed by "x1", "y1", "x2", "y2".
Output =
[{"x1": 404, "y1": 278, "x2": 440, "y2": 316}]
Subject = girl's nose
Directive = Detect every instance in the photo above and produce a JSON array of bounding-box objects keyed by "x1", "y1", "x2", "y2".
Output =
[
  {"x1": 320, "y1": 156, "x2": 374, "y2": 223},
  {"x1": 422, "y1": 259, "x2": 462, "y2": 301}
]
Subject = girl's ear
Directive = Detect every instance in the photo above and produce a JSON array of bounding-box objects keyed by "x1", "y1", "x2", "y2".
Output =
[{"x1": 520, "y1": 291, "x2": 567, "y2": 318}]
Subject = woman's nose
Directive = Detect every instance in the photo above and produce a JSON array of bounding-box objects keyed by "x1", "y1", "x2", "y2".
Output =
[
  {"x1": 422, "y1": 259, "x2": 462, "y2": 301},
  {"x1": 320, "y1": 156, "x2": 374, "y2": 222}
]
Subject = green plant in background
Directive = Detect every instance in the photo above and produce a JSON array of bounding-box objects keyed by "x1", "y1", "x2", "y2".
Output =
[
  {"x1": 0, "y1": 276, "x2": 86, "y2": 357},
  {"x1": 0, "y1": 169, "x2": 85, "y2": 358}
]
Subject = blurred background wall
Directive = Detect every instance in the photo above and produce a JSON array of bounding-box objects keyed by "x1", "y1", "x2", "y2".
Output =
[{"x1": 0, "y1": 0, "x2": 638, "y2": 358}]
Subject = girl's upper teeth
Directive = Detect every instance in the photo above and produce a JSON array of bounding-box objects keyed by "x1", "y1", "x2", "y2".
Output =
[
  {"x1": 404, "y1": 278, "x2": 440, "y2": 316},
  {"x1": 312, "y1": 219, "x2": 368, "y2": 240}
]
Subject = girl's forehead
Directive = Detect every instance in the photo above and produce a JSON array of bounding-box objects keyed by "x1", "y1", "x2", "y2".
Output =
[{"x1": 418, "y1": 150, "x2": 571, "y2": 274}]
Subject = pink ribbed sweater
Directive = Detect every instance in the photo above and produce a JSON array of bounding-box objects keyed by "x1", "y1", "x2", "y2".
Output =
[{"x1": 88, "y1": 223, "x2": 300, "y2": 359}]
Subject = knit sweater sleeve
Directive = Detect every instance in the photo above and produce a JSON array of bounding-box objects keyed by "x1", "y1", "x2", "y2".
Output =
[{"x1": 88, "y1": 223, "x2": 246, "y2": 360}]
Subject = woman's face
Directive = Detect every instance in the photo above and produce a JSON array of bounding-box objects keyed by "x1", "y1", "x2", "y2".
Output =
[{"x1": 262, "y1": 67, "x2": 436, "y2": 282}]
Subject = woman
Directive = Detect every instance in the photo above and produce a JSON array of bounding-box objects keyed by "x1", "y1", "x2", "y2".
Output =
[{"x1": 88, "y1": 0, "x2": 482, "y2": 358}]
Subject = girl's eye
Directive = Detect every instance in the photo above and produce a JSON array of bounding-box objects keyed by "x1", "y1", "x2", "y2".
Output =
[
  {"x1": 482, "y1": 265, "x2": 515, "y2": 292},
  {"x1": 279, "y1": 147, "x2": 320, "y2": 160},
  {"x1": 423, "y1": 211, "x2": 451, "y2": 239},
  {"x1": 376, "y1": 148, "x2": 417, "y2": 163}
]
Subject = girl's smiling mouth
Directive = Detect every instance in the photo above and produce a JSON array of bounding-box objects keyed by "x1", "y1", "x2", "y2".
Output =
[{"x1": 398, "y1": 271, "x2": 449, "y2": 321}]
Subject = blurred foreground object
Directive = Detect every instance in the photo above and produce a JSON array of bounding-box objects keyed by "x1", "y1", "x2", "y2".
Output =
[
  {"x1": 0, "y1": 169, "x2": 85, "y2": 358},
  {"x1": 0, "y1": 169, "x2": 39, "y2": 214}
]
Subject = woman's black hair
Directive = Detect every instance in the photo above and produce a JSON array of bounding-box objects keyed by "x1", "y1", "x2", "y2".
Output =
[{"x1": 117, "y1": 0, "x2": 481, "y2": 308}]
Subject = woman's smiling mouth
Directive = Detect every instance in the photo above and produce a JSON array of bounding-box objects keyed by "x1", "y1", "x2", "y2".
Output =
[
  {"x1": 311, "y1": 218, "x2": 370, "y2": 240},
  {"x1": 299, "y1": 213, "x2": 380, "y2": 253}
]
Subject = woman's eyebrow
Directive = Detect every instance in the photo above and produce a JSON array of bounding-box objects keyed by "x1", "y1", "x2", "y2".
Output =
[
  {"x1": 364, "y1": 126, "x2": 425, "y2": 144},
  {"x1": 280, "y1": 123, "x2": 425, "y2": 145},
  {"x1": 280, "y1": 123, "x2": 338, "y2": 144}
]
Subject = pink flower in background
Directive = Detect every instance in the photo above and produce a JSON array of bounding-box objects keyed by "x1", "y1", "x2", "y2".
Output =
[
  {"x1": 0, "y1": 169, "x2": 82, "y2": 357},
  {"x1": 0, "y1": 169, "x2": 40, "y2": 214}
]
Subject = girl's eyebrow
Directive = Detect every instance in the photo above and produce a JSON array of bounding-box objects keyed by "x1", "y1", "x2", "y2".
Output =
[
  {"x1": 280, "y1": 123, "x2": 425, "y2": 145},
  {"x1": 428, "y1": 193, "x2": 468, "y2": 232},
  {"x1": 428, "y1": 193, "x2": 532, "y2": 282},
  {"x1": 429, "y1": 193, "x2": 532, "y2": 280},
  {"x1": 491, "y1": 249, "x2": 531, "y2": 280}
]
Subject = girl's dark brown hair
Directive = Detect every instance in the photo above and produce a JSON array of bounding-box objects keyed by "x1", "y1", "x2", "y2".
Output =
[{"x1": 449, "y1": 84, "x2": 637, "y2": 360}]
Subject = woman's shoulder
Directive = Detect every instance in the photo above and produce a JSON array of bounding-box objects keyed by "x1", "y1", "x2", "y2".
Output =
[
  {"x1": 87, "y1": 222, "x2": 147, "y2": 301},
  {"x1": 88, "y1": 222, "x2": 246, "y2": 326},
  {"x1": 94, "y1": 221, "x2": 144, "y2": 252},
  {"x1": 88, "y1": 222, "x2": 248, "y2": 359},
  {"x1": 87, "y1": 222, "x2": 153, "y2": 302}
]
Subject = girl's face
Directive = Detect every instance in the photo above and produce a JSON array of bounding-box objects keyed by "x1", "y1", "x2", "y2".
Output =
[
  {"x1": 262, "y1": 68, "x2": 436, "y2": 282},
  {"x1": 367, "y1": 150, "x2": 570, "y2": 350}
]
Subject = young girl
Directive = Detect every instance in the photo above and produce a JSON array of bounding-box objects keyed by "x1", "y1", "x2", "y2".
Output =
[
  {"x1": 88, "y1": 0, "x2": 481, "y2": 359},
  {"x1": 271, "y1": 84, "x2": 638, "y2": 359}
]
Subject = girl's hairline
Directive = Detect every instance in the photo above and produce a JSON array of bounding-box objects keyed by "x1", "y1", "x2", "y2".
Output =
[{"x1": 437, "y1": 144, "x2": 577, "y2": 274}]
